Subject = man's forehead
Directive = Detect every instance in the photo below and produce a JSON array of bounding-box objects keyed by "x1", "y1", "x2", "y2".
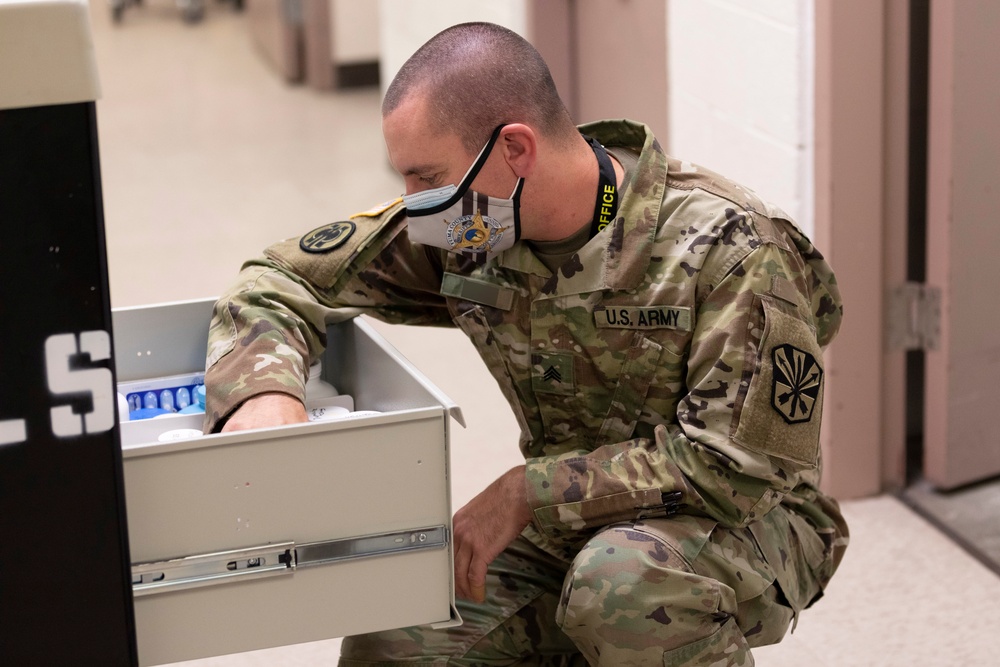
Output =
[
  {"x1": 384, "y1": 123, "x2": 469, "y2": 176},
  {"x1": 384, "y1": 134, "x2": 451, "y2": 173}
]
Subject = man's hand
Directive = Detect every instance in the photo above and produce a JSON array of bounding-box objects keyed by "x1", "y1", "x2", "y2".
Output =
[
  {"x1": 452, "y1": 465, "x2": 532, "y2": 604},
  {"x1": 220, "y1": 392, "x2": 308, "y2": 433}
]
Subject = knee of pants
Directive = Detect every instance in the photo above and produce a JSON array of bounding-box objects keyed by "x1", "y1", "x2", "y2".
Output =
[{"x1": 556, "y1": 522, "x2": 746, "y2": 664}]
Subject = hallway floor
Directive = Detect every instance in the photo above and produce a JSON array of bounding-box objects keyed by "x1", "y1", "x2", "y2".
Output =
[
  {"x1": 85, "y1": 3, "x2": 1000, "y2": 665},
  {"x1": 903, "y1": 477, "x2": 1000, "y2": 576}
]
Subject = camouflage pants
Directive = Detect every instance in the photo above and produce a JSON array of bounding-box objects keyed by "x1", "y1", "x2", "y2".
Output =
[{"x1": 339, "y1": 516, "x2": 796, "y2": 666}]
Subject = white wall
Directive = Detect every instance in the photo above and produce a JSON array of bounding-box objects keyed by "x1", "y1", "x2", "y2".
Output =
[
  {"x1": 329, "y1": 0, "x2": 379, "y2": 63},
  {"x1": 667, "y1": 0, "x2": 814, "y2": 236},
  {"x1": 377, "y1": 0, "x2": 526, "y2": 97}
]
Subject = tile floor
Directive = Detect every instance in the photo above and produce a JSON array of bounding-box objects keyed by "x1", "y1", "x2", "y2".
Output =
[
  {"x1": 84, "y1": 3, "x2": 1000, "y2": 665},
  {"x1": 903, "y1": 479, "x2": 1000, "y2": 576}
]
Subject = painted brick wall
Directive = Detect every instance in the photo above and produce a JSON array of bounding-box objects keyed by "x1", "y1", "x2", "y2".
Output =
[
  {"x1": 668, "y1": 0, "x2": 814, "y2": 235},
  {"x1": 378, "y1": 0, "x2": 527, "y2": 98}
]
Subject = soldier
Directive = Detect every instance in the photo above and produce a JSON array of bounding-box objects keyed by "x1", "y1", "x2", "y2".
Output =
[{"x1": 204, "y1": 22, "x2": 848, "y2": 667}]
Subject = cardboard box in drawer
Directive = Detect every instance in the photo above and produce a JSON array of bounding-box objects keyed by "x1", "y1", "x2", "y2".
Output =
[{"x1": 112, "y1": 299, "x2": 463, "y2": 666}]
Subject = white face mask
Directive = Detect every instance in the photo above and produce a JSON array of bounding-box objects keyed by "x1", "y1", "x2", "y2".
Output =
[{"x1": 402, "y1": 125, "x2": 523, "y2": 259}]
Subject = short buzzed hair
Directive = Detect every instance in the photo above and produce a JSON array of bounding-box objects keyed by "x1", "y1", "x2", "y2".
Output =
[{"x1": 382, "y1": 22, "x2": 578, "y2": 153}]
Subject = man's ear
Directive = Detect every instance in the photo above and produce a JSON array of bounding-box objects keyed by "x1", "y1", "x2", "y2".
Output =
[{"x1": 500, "y1": 124, "x2": 537, "y2": 179}]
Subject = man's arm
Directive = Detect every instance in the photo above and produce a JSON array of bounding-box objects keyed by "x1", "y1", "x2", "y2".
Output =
[
  {"x1": 220, "y1": 392, "x2": 308, "y2": 433},
  {"x1": 202, "y1": 208, "x2": 452, "y2": 433},
  {"x1": 202, "y1": 262, "x2": 344, "y2": 433},
  {"x1": 522, "y1": 234, "x2": 843, "y2": 536},
  {"x1": 451, "y1": 465, "x2": 532, "y2": 603}
]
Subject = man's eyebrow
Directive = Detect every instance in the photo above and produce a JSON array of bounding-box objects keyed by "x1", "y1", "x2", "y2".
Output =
[{"x1": 401, "y1": 163, "x2": 442, "y2": 177}]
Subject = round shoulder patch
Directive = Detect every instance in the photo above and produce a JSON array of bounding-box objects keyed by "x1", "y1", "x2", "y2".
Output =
[{"x1": 300, "y1": 221, "x2": 356, "y2": 254}]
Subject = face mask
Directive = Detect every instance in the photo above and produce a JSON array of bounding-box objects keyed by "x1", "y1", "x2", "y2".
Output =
[{"x1": 403, "y1": 124, "x2": 523, "y2": 259}]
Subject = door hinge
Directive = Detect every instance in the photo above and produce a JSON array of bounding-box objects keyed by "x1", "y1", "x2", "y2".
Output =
[{"x1": 887, "y1": 283, "x2": 940, "y2": 351}]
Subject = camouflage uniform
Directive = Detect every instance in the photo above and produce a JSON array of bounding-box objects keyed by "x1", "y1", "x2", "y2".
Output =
[{"x1": 204, "y1": 120, "x2": 848, "y2": 666}]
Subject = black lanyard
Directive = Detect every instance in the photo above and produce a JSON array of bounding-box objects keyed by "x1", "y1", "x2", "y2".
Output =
[{"x1": 585, "y1": 136, "x2": 620, "y2": 238}]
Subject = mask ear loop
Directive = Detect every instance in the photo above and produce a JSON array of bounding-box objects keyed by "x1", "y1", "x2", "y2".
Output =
[
  {"x1": 455, "y1": 124, "x2": 507, "y2": 191},
  {"x1": 509, "y1": 177, "x2": 524, "y2": 242}
]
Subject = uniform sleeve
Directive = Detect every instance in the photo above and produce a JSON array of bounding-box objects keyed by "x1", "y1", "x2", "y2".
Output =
[
  {"x1": 202, "y1": 212, "x2": 451, "y2": 432},
  {"x1": 524, "y1": 232, "x2": 843, "y2": 535}
]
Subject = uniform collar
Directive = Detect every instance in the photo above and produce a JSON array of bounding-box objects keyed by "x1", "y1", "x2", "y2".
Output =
[{"x1": 496, "y1": 120, "x2": 666, "y2": 297}]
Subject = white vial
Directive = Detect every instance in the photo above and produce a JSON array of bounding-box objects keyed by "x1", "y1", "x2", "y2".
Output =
[
  {"x1": 158, "y1": 429, "x2": 203, "y2": 442},
  {"x1": 307, "y1": 405, "x2": 350, "y2": 422},
  {"x1": 117, "y1": 393, "x2": 130, "y2": 422}
]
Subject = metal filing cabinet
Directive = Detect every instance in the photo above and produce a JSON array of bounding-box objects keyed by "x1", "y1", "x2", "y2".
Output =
[{"x1": 113, "y1": 299, "x2": 462, "y2": 666}]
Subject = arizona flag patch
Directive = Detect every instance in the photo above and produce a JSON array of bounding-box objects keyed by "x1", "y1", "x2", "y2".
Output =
[{"x1": 770, "y1": 344, "x2": 822, "y2": 423}]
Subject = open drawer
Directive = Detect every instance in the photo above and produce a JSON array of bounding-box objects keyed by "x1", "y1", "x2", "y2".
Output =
[{"x1": 112, "y1": 299, "x2": 463, "y2": 666}]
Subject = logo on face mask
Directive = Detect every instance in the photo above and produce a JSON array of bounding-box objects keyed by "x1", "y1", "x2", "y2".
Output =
[{"x1": 446, "y1": 210, "x2": 511, "y2": 253}]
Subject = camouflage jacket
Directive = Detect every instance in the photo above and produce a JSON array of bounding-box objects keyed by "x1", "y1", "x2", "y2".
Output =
[{"x1": 204, "y1": 120, "x2": 847, "y2": 603}]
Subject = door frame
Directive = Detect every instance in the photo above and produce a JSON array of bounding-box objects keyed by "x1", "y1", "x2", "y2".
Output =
[{"x1": 814, "y1": 0, "x2": 911, "y2": 498}]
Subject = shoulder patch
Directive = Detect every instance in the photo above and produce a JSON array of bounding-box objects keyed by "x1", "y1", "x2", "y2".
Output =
[
  {"x1": 300, "y1": 221, "x2": 356, "y2": 254},
  {"x1": 265, "y1": 201, "x2": 406, "y2": 290},
  {"x1": 771, "y1": 343, "x2": 822, "y2": 424},
  {"x1": 732, "y1": 295, "x2": 824, "y2": 466}
]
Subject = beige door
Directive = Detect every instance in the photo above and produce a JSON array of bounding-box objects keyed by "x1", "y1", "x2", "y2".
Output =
[
  {"x1": 528, "y1": 0, "x2": 668, "y2": 138},
  {"x1": 923, "y1": 0, "x2": 1000, "y2": 490}
]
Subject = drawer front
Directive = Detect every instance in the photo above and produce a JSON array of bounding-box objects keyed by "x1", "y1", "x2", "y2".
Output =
[{"x1": 125, "y1": 409, "x2": 455, "y2": 665}]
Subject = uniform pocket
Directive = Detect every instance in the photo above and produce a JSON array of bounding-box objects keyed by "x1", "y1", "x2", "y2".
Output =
[
  {"x1": 660, "y1": 616, "x2": 749, "y2": 666},
  {"x1": 452, "y1": 305, "x2": 532, "y2": 438},
  {"x1": 749, "y1": 506, "x2": 826, "y2": 613},
  {"x1": 596, "y1": 332, "x2": 664, "y2": 446},
  {"x1": 732, "y1": 295, "x2": 824, "y2": 467}
]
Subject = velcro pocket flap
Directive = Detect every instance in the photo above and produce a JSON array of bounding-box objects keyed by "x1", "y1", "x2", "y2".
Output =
[{"x1": 733, "y1": 296, "x2": 824, "y2": 467}]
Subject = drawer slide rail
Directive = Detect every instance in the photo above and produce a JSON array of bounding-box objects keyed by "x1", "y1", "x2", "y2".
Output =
[{"x1": 132, "y1": 525, "x2": 448, "y2": 597}]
